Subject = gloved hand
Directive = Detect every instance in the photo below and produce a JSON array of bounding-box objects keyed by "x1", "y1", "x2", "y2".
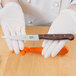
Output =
[
  {"x1": 0, "y1": 2, "x2": 26, "y2": 54},
  {"x1": 42, "y1": 9, "x2": 76, "y2": 58}
]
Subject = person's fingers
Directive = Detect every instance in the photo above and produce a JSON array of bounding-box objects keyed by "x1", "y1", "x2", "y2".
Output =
[
  {"x1": 12, "y1": 39, "x2": 20, "y2": 54},
  {"x1": 21, "y1": 26, "x2": 26, "y2": 43},
  {"x1": 42, "y1": 26, "x2": 56, "y2": 55},
  {"x1": 6, "y1": 39, "x2": 13, "y2": 51},
  {"x1": 19, "y1": 26, "x2": 26, "y2": 50},
  {"x1": 1, "y1": 25, "x2": 13, "y2": 51},
  {"x1": 42, "y1": 40, "x2": 53, "y2": 55},
  {"x1": 51, "y1": 40, "x2": 68, "y2": 57},
  {"x1": 21, "y1": 26, "x2": 26, "y2": 35},
  {"x1": 18, "y1": 40, "x2": 24, "y2": 51},
  {"x1": 42, "y1": 40, "x2": 48, "y2": 47},
  {"x1": 16, "y1": 29, "x2": 24, "y2": 51},
  {"x1": 44, "y1": 41, "x2": 59, "y2": 58},
  {"x1": 10, "y1": 29, "x2": 20, "y2": 54},
  {"x1": 42, "y1": 27, "x2": 55, "y2": 48}
]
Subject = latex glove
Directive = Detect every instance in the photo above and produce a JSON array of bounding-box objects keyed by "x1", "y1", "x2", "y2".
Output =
[
  {"x1": 42, "y1": 9, "x2": 76, "y2": 58},
  {"x1": 0, "y1": 2, "x2": 26, "y2": 54}
]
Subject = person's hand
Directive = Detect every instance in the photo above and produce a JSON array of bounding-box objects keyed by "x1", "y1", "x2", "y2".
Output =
[
  {"x1": 42, "y1": 9, "x2": 76, "y2": 58},
  {"x1": 0, "y1": 2, "x2": 26, "y2": 54}
]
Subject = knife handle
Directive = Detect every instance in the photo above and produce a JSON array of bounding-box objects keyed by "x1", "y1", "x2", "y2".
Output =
[{"x1": 39, "y1": 34, "x2": 74, "y2": 40}]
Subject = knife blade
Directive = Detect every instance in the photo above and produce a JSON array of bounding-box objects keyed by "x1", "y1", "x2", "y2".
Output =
[{"x1": 2, "y1": 34, "x2": 74, "y2": 41}]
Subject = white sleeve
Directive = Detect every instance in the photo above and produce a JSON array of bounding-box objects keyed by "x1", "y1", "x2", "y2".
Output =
[
  {"x1": 71, "y1": 0, "x2": 76, "y2": 5},
  {"x1": 0, "y1": 0, "x2": 1, "y2": 3},
  {"x1": 0, "y1": 0, "x2": 2, "y2": 8}
]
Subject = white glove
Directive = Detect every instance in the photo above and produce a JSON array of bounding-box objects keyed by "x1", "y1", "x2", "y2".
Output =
[
  {"x1": 42, "y1": 9, "x2": 76, "y2": 58},
  {"x1": 0, "y1": 2, "x2": 26, "y2": 54}
]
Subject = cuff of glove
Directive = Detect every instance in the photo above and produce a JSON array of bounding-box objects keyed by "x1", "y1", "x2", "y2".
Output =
[
  {"x1": 4, "y1": 2, "x2": 20, "y2": 7},
  {"x1": 60, "y1": 9, "x2": 76, "y2": 23}
]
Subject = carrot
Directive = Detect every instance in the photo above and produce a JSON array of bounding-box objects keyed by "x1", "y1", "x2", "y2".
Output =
[
  {"x1": 11, "y1": 46, "x2": 69, "y2": 56},
  {"x1": 20, "y1": 50, "x2": 26, "y2": 56},
  {"x1": 29, "y1": 47, "x2": 43, "y2": 53},
  {"x1": 20, "y1": 47, "x2": 29, "y2": 56},
  {"x1": 58, "y1": 46, "x2": 68, "y2": 54},
  {"x1": 11, "y1": 51, "x2": 15, "y2": 54},
  {"x1": 28, "y1": 46, "x2": 68, "y2": 54}
]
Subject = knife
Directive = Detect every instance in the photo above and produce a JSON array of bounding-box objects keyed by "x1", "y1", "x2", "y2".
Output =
[{"x1": 2, "y1": 34, "x2": 74, "y2": 41}]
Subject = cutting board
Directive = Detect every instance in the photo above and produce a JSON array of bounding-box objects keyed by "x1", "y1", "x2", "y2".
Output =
[{"x1": 0, "y1": 26, "x2": 76, "y2": 76}]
